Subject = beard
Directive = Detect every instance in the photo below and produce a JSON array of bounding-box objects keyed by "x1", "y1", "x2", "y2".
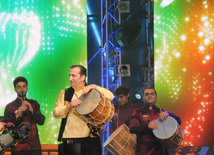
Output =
[
  {"x1": 18, "y1": 92, "x2": 26, "y2": 99},
  {"x1": 144, "y1": 101, "x2": 155, "y2": 106}
]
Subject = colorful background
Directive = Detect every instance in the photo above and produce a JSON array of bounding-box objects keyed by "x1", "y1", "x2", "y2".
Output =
[
  {"x1": 0, "y1": 0, "x2": 87, "y2": 144},
  {"x1": 154, "y1": 0, "x2": 214, "y2": 146},
  {"x1": 1, "y1": 0, "x2": 213, "y2": 148}
]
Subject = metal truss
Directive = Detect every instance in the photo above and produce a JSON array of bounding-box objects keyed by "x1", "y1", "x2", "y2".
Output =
[
  {"x1": 100, "y1": 0, "x2": 121, "y2": 154},
  {"x1": 100, "y1": 0, "x2": 121, "y2": 91},
  {"x1": 141, "y1": 0, "x2": 154, "y2": 87},
  {"x1": 99, "y1": 0, "x2": 154, "y2": 154}
]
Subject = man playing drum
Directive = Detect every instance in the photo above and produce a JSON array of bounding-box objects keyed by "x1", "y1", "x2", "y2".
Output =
[
  {"x1": 104, "y1": 86, "x2": 138, "y2": 155},
  {"x1": 53, "y1": 65, "x2": 114, "y2": 155},
  {"x1": 129, "y1": 88, "x2": 181, "y2": 155},
  {"x1": 113, "y1": 85, "x2": 137, "y2": 129}
]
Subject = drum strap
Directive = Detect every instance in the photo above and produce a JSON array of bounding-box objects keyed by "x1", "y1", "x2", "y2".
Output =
[
  {"x1": 87, "y1": 124, "x2": 101, "y2": 138},
  {"x1": 57, "y1": 87, "x2": 74, "y2": 142}
]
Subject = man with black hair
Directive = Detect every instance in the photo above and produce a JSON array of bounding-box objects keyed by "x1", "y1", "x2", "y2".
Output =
[
  {"x1": 113, "y1": 85, "x2": 137, "y2": 129},
  {"x1": 4, "y1": 76, "x2": 45, "y2": 155},
  {"x1": 53, "y1": 65, "x2": 114, "y2": 155},
  {"x1": 129, "y1": 87, "x2": 181, "y2": 155}
]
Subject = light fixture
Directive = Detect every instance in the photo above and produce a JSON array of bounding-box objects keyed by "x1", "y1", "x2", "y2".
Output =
[
  {"x1": 118, "y1": 64, "x2": 131, "y2": 76},
  {"x1": 118, "y1": 1, "x2": 130, "y2": 13},
  {"x1": 131, "y1": 92, "x2": 143, "y2": 105},
  {"x1": 135, "y1": 93, "x2": 141, "y2": 100}
]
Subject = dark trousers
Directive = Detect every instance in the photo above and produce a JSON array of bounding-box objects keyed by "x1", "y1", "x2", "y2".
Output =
[
  {"x1": 62, "y1": 137, "x2": 101, "y2": 155},
  {"x1": 11, "y1": 150, "x2": 42, "y2": 155}
]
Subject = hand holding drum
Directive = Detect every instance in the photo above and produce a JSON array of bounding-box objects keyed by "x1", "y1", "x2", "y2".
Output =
[
  {"x1": 159, "y1": 111, "x2": 169, "y2": 120},
  {"x1": 148, "y1": 111, "x2": 168, "y2": 130},
  {"x1": 82, "y1": 84, "x2": 97, "y2": 94},
  {"x1": 66, "y1": 85, "x2": 97, "y2": 110},
  {"x1": 66, "y1": 98, "x2": 81, "y2": 110},
  {"x1": 148, "y1": 120, "x2": 158, "y2": 130},
  {"x1": 152, "y1": 116, "x2": 184, "y2": 149}
]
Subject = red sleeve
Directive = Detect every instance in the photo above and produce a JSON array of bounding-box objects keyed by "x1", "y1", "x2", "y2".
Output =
[{"x1": 129, "y1": 109, "x2": 148, "y2": 134}]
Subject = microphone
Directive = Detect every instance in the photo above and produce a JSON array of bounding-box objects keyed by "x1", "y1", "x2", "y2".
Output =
[
  {"x1": 21, "y1": 92, "x2": 25, "y2": 102},
  {"x1": 21, "y1": 92, "x2": 28, "y2": 115}
]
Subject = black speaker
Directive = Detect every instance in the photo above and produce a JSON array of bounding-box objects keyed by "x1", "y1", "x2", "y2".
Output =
[{"x1": 115, "y1": 22, "x2": 143, "y2": 49}]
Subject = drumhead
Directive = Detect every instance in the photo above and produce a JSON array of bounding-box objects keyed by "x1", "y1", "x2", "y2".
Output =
[
  {"x1": 76, "y1": 89, "x2": 101, "y2": 115},
  {"x1": 153, "y1": 116, "x2": 177, "y2": 139}
]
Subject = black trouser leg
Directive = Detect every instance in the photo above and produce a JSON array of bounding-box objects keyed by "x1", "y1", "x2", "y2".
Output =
[{"x1": 63, "y1": 143, "x2": 81, "y2": 155}]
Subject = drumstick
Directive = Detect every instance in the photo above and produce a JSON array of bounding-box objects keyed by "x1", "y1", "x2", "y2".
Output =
[
  {"x1": 103, "y1": 127, "x2": 110, "y2": 132},
  {"x1": 160, "y1": 109, "x2": 168, "y2": 136},
  {"x1": 146, "y1": 113, "x2": 151, "y2": 122},
  {"x1": 163, "y1": 119, "x2": 168, "y2": 137}
]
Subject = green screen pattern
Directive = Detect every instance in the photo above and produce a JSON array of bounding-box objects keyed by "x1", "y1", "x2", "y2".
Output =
[{"x1": 0, "y1": 0, "x2": 87, "y2": 144}]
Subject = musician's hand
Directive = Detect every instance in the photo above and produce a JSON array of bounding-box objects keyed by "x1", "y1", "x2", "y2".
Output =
[
  {"x1": 0, "y1": 122, "x2": 5, "y2": 131},
  {"x1": 67, "y1": 99, "x2": 81, "y2": 110},
  {"x1": 82, "y1": 84, "x2": 97, "y2": 94},
  {"x1": 100, "y1": 125, "x2": 105, "y2": 130},
  {"x1": 148, "y1": 120, "x2": 158, "y2": 129},
  {"x1": 159, "y1": 112, "x2": 169, "y2": 120},
  {"x1": 113, "y1": 112, "x2": 118, "y2": 120},
  {"x1": 22, "y1": 101, "x2": 33, "y2": 113},
  {"x1": 16, "y1": 105, "x2": 28, "y2": 118},
  {"x1": 101, "y1": 126, "x2": 110, "y2": 132}
]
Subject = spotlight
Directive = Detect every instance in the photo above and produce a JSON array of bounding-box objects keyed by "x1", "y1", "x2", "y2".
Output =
[
  {"x1": 118, "y1": 1, "x2": 130, "y2": 13},
  {"x1": 118, "y1": 64, "x2": 131, "y2": 76},
  {"x1": 133, "y1": 93, "x2": 142, "y2": 101},
  {"x1": 135, "y1": 93, "x2": 141, "y2": 100},
  {"x1": 131, "y1": 92, "x2": 143, "y2": 105}
]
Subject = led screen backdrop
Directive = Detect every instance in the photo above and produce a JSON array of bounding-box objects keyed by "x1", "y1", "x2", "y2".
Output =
[
  {"x1": 0, "y1": 0, "x2": 87, "y2": 144},
  {"x1": 154, "y1": 0, "x2": 213, "y2": 146}
]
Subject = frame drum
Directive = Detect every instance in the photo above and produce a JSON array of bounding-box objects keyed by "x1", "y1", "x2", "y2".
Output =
[{"x1": 153, "y1": 116, "x2": 184, "y2": 149}]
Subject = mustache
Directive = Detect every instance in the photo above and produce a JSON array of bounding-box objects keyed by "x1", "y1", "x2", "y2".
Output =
[
  {"x1": 18, "y1": 92, "x2": 26, "y2": 97},
  {"x1": 18, "y1": 92, "x2": 27, "y2": 101}
]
